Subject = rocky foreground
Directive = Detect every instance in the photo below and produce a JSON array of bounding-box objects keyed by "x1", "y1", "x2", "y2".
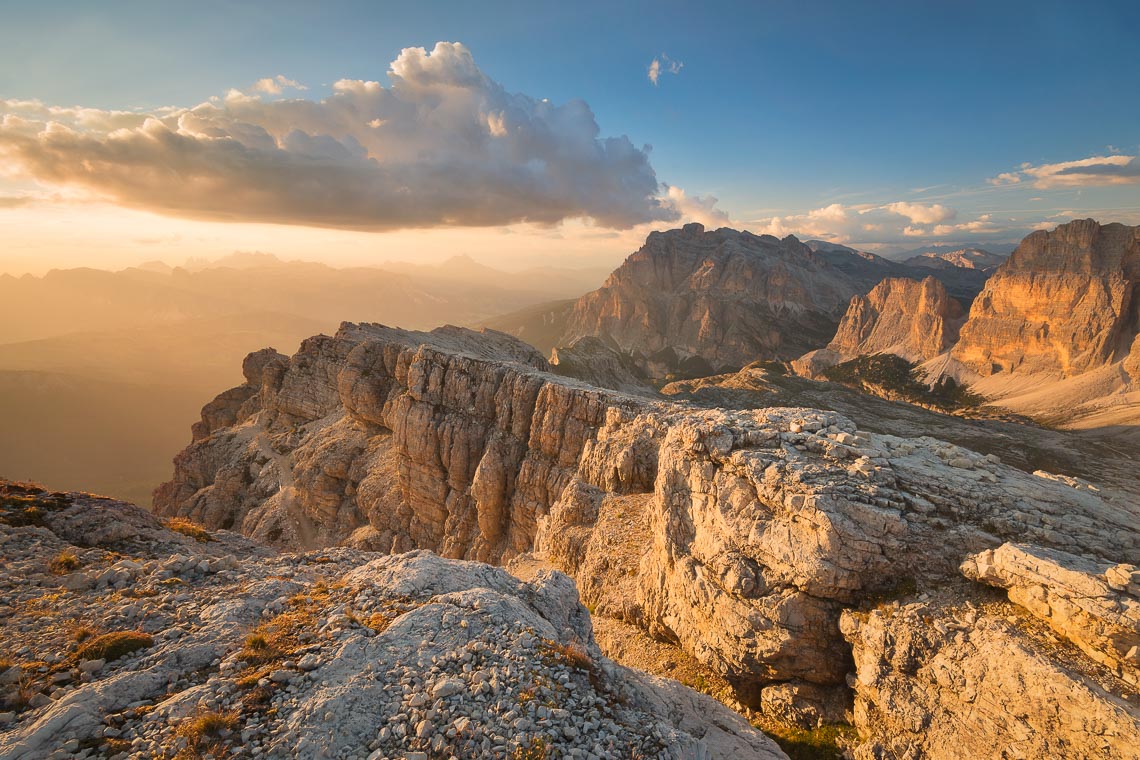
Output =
[
  {"x1": 151, "y1": 322, "x2": 1140, "y2": 756},
  {"x1": 0, "y1": 481, "x2": 782, "y2": 759}
]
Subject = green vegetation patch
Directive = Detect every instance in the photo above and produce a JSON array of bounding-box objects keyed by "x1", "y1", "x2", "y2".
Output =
[
  {"x1": 822, "y1": 354, "x2": 984, "y2": 411},
  {"x1": 759, "y1": 721, "x2": 860, "y2": 760}
]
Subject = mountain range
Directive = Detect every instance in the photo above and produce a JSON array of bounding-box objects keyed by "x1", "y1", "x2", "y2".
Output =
[{"x1": 2, "y1": 219, "x2": 1138, "y2": 758}]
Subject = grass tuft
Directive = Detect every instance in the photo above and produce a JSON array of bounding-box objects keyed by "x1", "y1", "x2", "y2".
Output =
[
  {"x1": 175, "y1": 709, "x2": 239, "y2": 757},
  {"x1": 75, "y1": 631, "x2": 153, "y2": 662},
  {"x1": 166, "y1": 517, "x2": 212, "y2": 542},
  {"x1": 48, "y1": 550, "x2": 80, "y2": 575},
  {"x1": 541, "y1": 640, "x2": 593, "y2": 671},
  {"x1": 756, "y1": 721, "x2": 859, "y2": 760},
  {"x1": 511, "y1": 735, "x2": 550, "y2": 760}
]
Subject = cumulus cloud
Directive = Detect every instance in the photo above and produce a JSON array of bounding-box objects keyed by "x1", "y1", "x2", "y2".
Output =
[
  {"x1": 648, "y1": 54, "x2": 683, "y2": 86},
  {"x1": 988, "y1": 153, "x2": 1140, "y2": 189},
  {"x1": 661, "y1": 184, "x2": 730, "y2": 227},
  {"x1": 250, "y1": 75, "x2": 307, "y2": 95},
  {"x1": 750, "y1": 202, "x2": 1015, "y2": 246},
  {"x1": 878, "y1": 201, "x2": 956, "y2": 225},
  {"x1": 0, "y1": 42, "x2": 682, "y2": 231}
]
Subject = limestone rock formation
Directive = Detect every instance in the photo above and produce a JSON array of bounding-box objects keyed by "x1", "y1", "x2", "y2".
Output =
[
  {"x1": 841, "y1": 600, "x2": 1140, "y2": 759},
  {"x1": 0, "y1": 481, "x2": 784, "y2": 760},
  {"x1": 557, "y1": 224, "x2": 856, "y2": 377},
  {"x1": 952, "y1": 219, "x2": 1140, "y2": 377},
  {"x1": 157, "y1": 322, "x2": 1140, "y2": 734},
  {"x1": 818, "y1": 276, "x2": 965, "y2": 368},
  {"x1": 553, "y1": 224, "x2": 994, "y2": 381},
  {"x1": 962, "y1": 543, "x2": 1140, "y2": 685}
]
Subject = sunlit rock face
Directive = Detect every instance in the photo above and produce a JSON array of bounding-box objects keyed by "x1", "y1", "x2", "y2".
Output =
[
  {"x1": 825, "y1": 276, "x2": 965, "y2": 363},
  {"x1": 555, "y1": 223, "x2": 991, "y2": 381},
  {"x1": 962, "y1": 542, "x2": 1140, "y2": 686},
  {"x1": 556, "y1": 224, "x2": 868, "y2": 378},
  {"x1": 952, "y1": 219, "x2": 1140, "y2": 377},
  {"x1": 157, "y1": 323, "x2": 1140, "y2": 722}
]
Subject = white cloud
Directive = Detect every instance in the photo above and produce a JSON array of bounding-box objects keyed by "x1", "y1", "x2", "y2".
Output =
[
  {"x1": 0, "y1": 42, "x2": 680, "y2": 231},
  {"x1": 878, "y1": 201, "x2": 957, "y2": 225},
  {"x1": 250, "y1": 75, "x2": 307, "y2": 95},
  {"x1": 750, "y1": 202, "x2": 1024, "y2": 247},
  {"x1": 931, "y1": 215, "x2": 999, "y2": 236},
  {"x1": 988, "y1": 153, "x2": 1140, "y2": 189},
  {"x1": 661, "y1": 185, "x2": 731, "y2": 227},
  {"x1": 987, "y1": 171, "x2": 1021, "y2": 186},
  {"x1": 648, "y1": 53, "x2": 683, "y2": 86}
]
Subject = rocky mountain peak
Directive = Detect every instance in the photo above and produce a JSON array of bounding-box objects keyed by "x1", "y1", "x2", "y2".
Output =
[
  {"x1": 550, "y1": 225, "x2": 993, "y2": 381},
  {"x1": 1022, "y1": 219, "x2": 1140, "y2": 274},
  {"x1": 831, "y1": 276, "x2": 964, "y2": 360},
  {"x1": 953, "y1": 219, "x2": 1140, "y2": 377}
]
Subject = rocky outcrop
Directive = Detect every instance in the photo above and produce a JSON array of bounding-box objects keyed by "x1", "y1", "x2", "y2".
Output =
[
  {"x1": 156, "y1": 323, "x2": 1140, "y2": 730},
  {"x1": 0, "y1": 482, "x2": 783, "y2": 759},
  {"x1": 841, "y1": 600, "x2": 1140, "y2": 759},
  {"x1": 550, "y1": 336, "x2": 654, "y2": 395},
  {"x1": 952, "y1": 219, "x2": 1140, "y2": 377},
  {"x1": 962, "y1": 543, "x2": 1140, "y2": 685},
  {"x1": 824, "y1": 276, "x2": 965, "y2": 364}
]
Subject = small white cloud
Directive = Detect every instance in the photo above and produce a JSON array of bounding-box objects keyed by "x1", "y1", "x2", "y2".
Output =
[
  {"x1": 750, "y1": 202, "x2": 1026, "y2": 247},
  {"x1": 661, "y1": 185, "x2": 730, "y2": 227},
  {"x1": 987, "y1": 171, "x2": 1021, "y2": 186},
  {"x1": 251, "y1": 75, "x2": 308, "y2": 95},
  {"x1": 648, "y1": 53, "x2": 683, "y2": 86}
]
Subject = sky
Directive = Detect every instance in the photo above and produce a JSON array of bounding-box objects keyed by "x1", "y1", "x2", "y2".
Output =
[{"x1": 0, "y1": 0, "x2": 1138, "y2": 274}]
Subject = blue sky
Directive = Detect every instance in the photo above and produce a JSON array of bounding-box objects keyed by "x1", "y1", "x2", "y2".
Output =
[{"x1": 0, "y1": 0, "x2": 1137, "y2": 272}]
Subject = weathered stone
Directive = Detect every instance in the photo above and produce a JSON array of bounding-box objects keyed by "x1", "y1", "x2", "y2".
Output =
[
  {"x1": 841, "y1": 601, "x2": 1140, "y2": 759},
  {"x1": 953, "y1": 219, "x2": 1140, "y2": 377},
  {"x1": 962, "y1": 543, "x2": 1140, "y2": 684}
]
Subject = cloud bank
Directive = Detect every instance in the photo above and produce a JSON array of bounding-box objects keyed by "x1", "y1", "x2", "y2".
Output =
[
  {"x1": 0, "y1": 42, "x2": 682, "y2": 231},
  {"x1": 750, "y1": 201, "x2": 1009, "y2": 246}
]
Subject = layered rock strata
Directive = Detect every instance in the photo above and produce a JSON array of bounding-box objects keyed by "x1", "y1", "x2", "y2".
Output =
[
  {"x1": 795, "y1": 276, "x2": 965, "y2": 376},
  {"x1": 552, "y1": 224, "x2": 995, "y2": 380},
  {"x1": 157, "y1": 323, "x2": 1140, "y2": 721},
  {"x1": 962, "y1": 543, "x2": 1140, "y2": 685},
  {"x1": 952, "y1": 219, "x2": 1140, "y2": 377},
  {"x1": 558, "y1": 224, "x2": 856, "y2": 376},
  {"x1": 825, "y1": 276, "x2": 964, "y2": 363}
]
